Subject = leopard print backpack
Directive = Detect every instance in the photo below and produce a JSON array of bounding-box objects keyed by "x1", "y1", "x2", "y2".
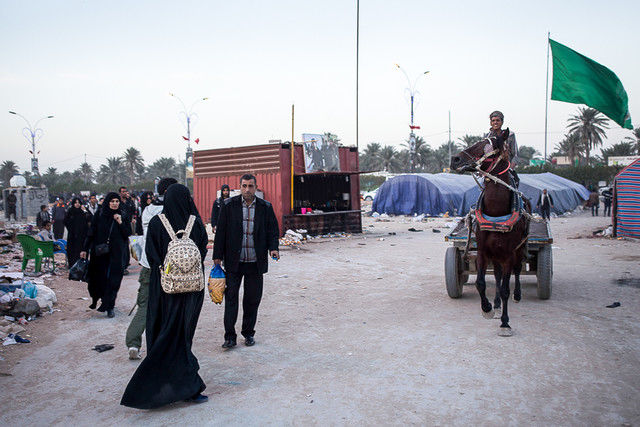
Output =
[{"x1": 157, "y1": 214, "x2": 204, "y2": 294}]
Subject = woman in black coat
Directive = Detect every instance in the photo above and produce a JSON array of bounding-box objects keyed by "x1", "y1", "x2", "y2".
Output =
[
  {"x1": 135, "y1": 191, "x2": 153, "y2": 236},
  {"x1": 64, "y1": 197, "x2": 90, "y2": 268},
  {"x1": 81, "y1": 192, "x2": 131, "y2": 318},
  {"x1": 121, "y1": 184, "x2": 209, "y2": 408}
]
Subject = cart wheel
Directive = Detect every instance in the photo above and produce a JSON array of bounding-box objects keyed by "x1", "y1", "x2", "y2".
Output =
[
  {"x1": 445, "y1": 247, "x2": 463, "y2": 298},
  {"x1": 536, "y1": 245, "x2": 552, "y2": 299}
]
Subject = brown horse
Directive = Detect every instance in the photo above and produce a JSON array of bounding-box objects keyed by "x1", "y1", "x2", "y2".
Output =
[{"x1": 450, "y1": 129, "x2": 529, "y2": 336}]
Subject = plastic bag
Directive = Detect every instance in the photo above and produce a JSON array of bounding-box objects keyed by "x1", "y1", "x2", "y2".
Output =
[
  {"x1": 129, "y1": 236, "x2": 143, "y2": 262},
  {"x1": 207, "y1": 264, "x2": 226, "y2": 304},
  {"x1": 22, "y1": 281, "x2": 38, "y2": 299},
  {"x1": 69, "y1": 258, "x2": 89, "y2": 282}
]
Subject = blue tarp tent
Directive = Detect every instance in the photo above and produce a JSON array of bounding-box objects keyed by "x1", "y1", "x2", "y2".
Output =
[{"x1": 372, "y1": 172, "x2": 589, "y2": 216}]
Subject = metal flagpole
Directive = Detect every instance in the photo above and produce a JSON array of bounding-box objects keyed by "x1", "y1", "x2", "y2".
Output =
[
  {"x1": 544, "y1": 31, "x2": 550, "y2": 164},
  {"x1": 356, "y1": 0, "x2": 359, "y2": 151},
  {"x1": 291, "y1": 104, "x2": 295, "y2": 212},
  {"x1": 448, "y1": 110, "x2": 452, "y2": 169}
]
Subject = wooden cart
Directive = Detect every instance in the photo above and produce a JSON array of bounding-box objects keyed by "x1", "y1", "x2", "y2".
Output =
[{"x1": 444, "y1": 220, "x2": 553, "y2": 299}]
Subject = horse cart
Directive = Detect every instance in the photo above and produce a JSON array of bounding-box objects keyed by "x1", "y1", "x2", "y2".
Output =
[{"x1": 444, "y1": 219, "x2": 553, "y2": 300}]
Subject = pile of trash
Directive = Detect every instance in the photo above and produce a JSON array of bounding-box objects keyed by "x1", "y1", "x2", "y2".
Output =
[
  {"x1": 280, "y1": 229, "x2": 308, "y2": 246},
  {"x1": 0, "y1": 270, "x2": 57, "y2": 346}
]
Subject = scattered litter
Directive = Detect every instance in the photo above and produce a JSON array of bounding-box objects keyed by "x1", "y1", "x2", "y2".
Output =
[
  {"x1": 606, "y1": 302, "x2": 621, "y2": 308},
  {"x1": 408, "y1": 228, "x2": 422, "y2": 232},
  {"x1": 377, "y1": 238, "x2": 385, "y2": 241},
  {"x1": 432, "y1": 229, "x2": 441, "y2": 233},
  {"x1": 92, "y1": 344, "x2": 115, "y2": 353},
  {"x1": 388, "y1": 232, "x2": 396, "y2": 235}
]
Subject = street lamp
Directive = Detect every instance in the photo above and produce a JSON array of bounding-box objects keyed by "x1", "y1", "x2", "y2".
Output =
[
  {"x1": 8, "y1": 111, "x2": 54, "y2": 175},
  {"x1": 395, "y1": 65, "x2": 429, "y2": 172},
  {"x1": 169, "y1": 93, "x2": 208, "y2": 186}
]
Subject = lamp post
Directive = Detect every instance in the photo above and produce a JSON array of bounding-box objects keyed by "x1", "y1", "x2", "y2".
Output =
[
  {"x1": 395, "y1": 65, "x2": 429, "y2": 172},
  {"x1": 8, "y1": 111, "x2": 54, "y2": 176},
  {"x1": 169, "y1": 93, "x2": 208, "y2": 186}
]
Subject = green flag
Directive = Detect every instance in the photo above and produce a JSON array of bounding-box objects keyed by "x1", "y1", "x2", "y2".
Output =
[{"x1": 550, "y1": 39, "x2": 632, "y2": 129}]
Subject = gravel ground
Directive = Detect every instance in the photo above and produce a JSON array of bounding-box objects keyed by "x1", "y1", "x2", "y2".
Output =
[{"x1": 1, "y1": 209, "x2": 639, "y2": 426}]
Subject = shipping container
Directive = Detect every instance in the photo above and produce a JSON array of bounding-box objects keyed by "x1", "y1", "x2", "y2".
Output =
[{"x1": 193, "y1": 143, "x2": 361, "y2": 235}]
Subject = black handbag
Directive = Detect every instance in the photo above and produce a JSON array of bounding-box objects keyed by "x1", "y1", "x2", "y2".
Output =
[
  {"x1": 69, "y1": 258, "x2": 89, "y2": 282},
  {"x1": 94, "y1": 221, "x2": 114, "y2": 256}
]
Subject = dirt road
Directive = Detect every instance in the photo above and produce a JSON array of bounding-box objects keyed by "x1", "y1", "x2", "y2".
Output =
[{"x1": 1, "y1": 211, "x2": 639, "y2": 425}]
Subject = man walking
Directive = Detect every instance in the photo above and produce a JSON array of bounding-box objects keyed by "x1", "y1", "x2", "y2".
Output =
[
  {"x1": 125, "y1": 177, "x2": 177, "y2": 360},
  {"x1": 589, "y1": 189, "x2": 600, "y2": 216},
  {"x1": 603, "y1": 188, "x2": 612, "y2": 217},
  {"x1": 213, "y1": 174, "x2": 280, "y2": 348},
  {"x1": 86, "y1": 194, "x2": 99, "y2": 216},
  {"x1": 537, "y1": 189, "x2": 554, "y2": 221}
]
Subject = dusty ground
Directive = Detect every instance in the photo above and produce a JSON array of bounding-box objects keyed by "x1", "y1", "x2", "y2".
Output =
[{"x1": 1, "y1": 209, "x2": 639, "y2": 426}]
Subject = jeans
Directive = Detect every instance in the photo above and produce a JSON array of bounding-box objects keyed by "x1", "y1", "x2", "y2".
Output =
[{"x1": 125, "y1": 267, "x2": 150, "y2": 349}]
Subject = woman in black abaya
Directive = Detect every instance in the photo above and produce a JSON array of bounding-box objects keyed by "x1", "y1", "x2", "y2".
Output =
[
  {"x1": 64, "y1": 197, "x2": 90, "y2": 268},
  {"x1": 121, "y1": 184, "x2": 209, "y2": 409},
  {"x1": 81, "y1": 192, "x2": 131, "y2": 318}
]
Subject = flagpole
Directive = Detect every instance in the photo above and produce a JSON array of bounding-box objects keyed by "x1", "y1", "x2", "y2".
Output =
[
  {"x1": 291, "y1": 104, "x2": 295, "y2": 213},
  {"x1": 356, "y1": 0, "x2": 359, "y2": 151},
  {"x1": 544, "y1": 31, "x2": 550, "y2": 164}
]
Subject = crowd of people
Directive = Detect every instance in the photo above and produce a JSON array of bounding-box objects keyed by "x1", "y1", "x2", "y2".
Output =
[{"x1": 31, "y1": 174, "x2": 280, "y2": 408}]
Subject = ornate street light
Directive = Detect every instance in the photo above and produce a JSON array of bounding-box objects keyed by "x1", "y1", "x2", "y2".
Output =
[
  {"x1": 169, "y1": 93, "x2": 208, "y2": 186},
  {"x1": 395, "y1": 65, "x2": 429, "y2": 172},
  {"x1": 8, "y1": 111, "x2": 54, "y2": 175}
]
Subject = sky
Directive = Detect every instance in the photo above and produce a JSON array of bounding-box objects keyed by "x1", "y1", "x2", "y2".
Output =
[{"x1": 2, "y1": 0, "x2": 639, "y2": 174}]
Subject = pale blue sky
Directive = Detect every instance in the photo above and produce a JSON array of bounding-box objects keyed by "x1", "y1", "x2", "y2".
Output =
[{"x1": 2, "y1": 0, "x2": 638, "y2": 173}]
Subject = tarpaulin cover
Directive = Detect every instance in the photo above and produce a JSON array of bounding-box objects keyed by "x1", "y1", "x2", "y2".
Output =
[
  {"x1": 372, "y1": 172, "x2": 590, "y2": 216},
  {"x1": 614, "y1": 158, "x2": 640, "y2": 238}
]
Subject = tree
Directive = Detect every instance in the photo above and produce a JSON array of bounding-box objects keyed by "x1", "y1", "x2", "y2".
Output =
[
  {"x1": 566, "y1": 107, "x2": 609, "y2": 165},
  {"x1": 379, "y1": 145, "x2": 399, "y2": 172},
  {"x1": 518, "y1": 145, "x2": 540, "y2": 165},
  {"x1": 122, "y1": 147, "x2": 145, "y2": 185},
  {"x1": 41, "y1": 167, "x2": 60, "y2": 189},
  {"x1": 554, "y1": 132, "x2": 585, "y2": 165},
  {"x1": 624, "y1": 127, "x2": 640, "y2": 154},
  {"x1": 360, "y1": 143, "x2": 382, "y2": 171},
  {"x1": 458, "y1": 134, "x2": 483, "y2": 148},
  {"x1": 601, "y1": 141, "x2": 636, "y2": 163},
  {"x1": 146, "y1": 157, "x2": 179, "y2": 179},
  {"x1": 74, "y1": 162, "x2": 95, "y2": 184},
  {"x1": 0, "y1": 161, "x2": 19, "y2": 186},
  {"x1": 431, "y1": 141, "x2": 460, "y2": 173},
  {"x1": 98, "y1": 157, "x2": 127, "y2": 185},
  {"x1": 402, "y1": 135, "x2": 431, "y2": 172}
]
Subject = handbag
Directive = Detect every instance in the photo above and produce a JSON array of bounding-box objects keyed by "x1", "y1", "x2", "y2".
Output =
[
  {"x1": 69, "y1": 258, "x2": 89, "y2": 282},
  {"x1": 94, "y1": 221, "x2": 114, "y2": 256},
  {"x1": 207, "y1": 264, "x2": 226, "y2": 304}
]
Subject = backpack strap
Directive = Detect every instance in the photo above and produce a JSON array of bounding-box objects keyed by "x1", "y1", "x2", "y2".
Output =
[
  {"x1": 182, "y1": 215, "x2": 196, "y2": 239},
  {"x1": 158, "y1": 214, "x2": 178, "y2": 241}
]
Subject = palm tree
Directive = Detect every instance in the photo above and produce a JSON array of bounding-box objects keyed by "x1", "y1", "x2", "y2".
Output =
[
  {"x1": 379, "y1": 145, "x2": 399, "y2": 172},
  {"x1": 458, "y1": 134, "x2": 483, "y2": 148},
  {"x1": 624, "y1": 127, "x2": 640, "y2": 154},
  {"x1": 122, "y1": 147, "x2": 145, "y2": 185},
  {"x1": 98, "y1": 157, "x2": 126, "y2": 185},
  {"x1": 147, "y1": 157, "x2": 178, "y2": 179},
  {"x1": 0, "y1": 161, "x2": 19, "y2": 186},
  {"x1": 403, "y1": 135, "x2": 431, "y2": 172},
  {"x1": 554, "y1": 132, "x2": 585, "y2": 165},
  {"x1": 601, "y1": 141, "x2": 636, "y2": 163},
  {"x1": 566, "y1": 107, "x2": 609, "y2": 165},
  {"x1": 360, "y1": 142, "x2": 382, "y2": 171},
  {"x1": 74, "y1": 162, "x2": 94, "y2": 184},
  {"x1": 432, "y1": 141, "x2": 460, "y2": 172},
  {"x1": 42, "y1": 167, "x2": 59, "y2": 188},
  {"x1": 517, "y1": 145, "x2": 540, "y2": 165}
]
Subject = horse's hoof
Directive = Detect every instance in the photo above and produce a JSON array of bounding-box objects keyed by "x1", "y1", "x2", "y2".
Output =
[
  {"x1": 482, "y1": 309, "x2": 495, "y2": 319},
  {"x1": 498, "y1": 327, "x2": 513, "y2": 337},
  {"x1": 493, "y1": 307, "x2": 502, "y2": 318},
  {"x1": 513, "y1": 295, "x2": 520, "y2": 303}
]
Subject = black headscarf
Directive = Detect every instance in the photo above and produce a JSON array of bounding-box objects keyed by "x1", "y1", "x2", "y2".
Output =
[
  {"x1": 139, "y1": 191, "x2": 154, "y2": 214},
  {"x1": 162, "y1": 184, "x2": 203, "y2": 231},
  {"x1": 68, "y1": 197, "x2": 84, "y2": 216},
  {"x1": 101, "y1": 192, "x2": 121, "y2": 217}
]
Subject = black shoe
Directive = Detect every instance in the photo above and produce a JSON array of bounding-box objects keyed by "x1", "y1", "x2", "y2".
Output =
[
  {"x1": 184, "y1": 393, "x2": 208, "y2": 404},
  {"x1": 221, "y1": 339, "x2": 236, "y2": 348},
  {"x1": 107, "y1": 309, "x2": 115, "y2": 318},
  {"x1": 244, "y1": 336, "x2": 255, "y2": 346},
  {"x1": 89, "y1": 301, "x2": 97, "y2": 310}
]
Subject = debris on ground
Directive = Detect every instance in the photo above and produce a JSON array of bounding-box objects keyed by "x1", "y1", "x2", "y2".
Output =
[
  {"x1": 606, "y1": 302, "x2": 621, "y2": 308},
  {"x1": 92, "y1": 344, "x2": 115, "y2": 353}
]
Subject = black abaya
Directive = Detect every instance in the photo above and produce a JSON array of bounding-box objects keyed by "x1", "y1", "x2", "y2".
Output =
[
  {"x1": 64, "y1": 200, "x2": 90, "y2": 268},
  {"x1": 121, "y1": 184, "x2": 209, "y2": 409},
  {"x1": 84, "y1": 193, "x2": 131, "y2": 310}
]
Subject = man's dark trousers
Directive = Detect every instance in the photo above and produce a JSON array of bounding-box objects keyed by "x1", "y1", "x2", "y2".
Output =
[
  {"x1": 224, "y1": 262, "x2": 263, "y2": 341},
  {"x1": 541, "y1": 206, "x2": 551, "y2": 220}
]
